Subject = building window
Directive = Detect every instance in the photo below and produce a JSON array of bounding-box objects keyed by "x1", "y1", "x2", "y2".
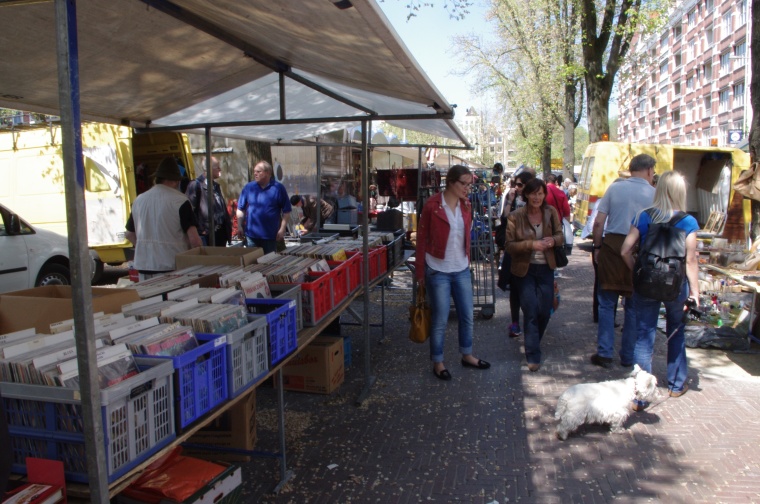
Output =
[
  {"x1": 704, "y1": 95, "x2": 712, "y2": 117},
  {"x1": 687, "y1": 102, "x2": 694, "y2": 122},
  {"x1": 659, "y1": 59, "x2": 668, "y2": 77},
  {"x1": 739, "y1": 0, "x2": 747, "y2": 25},
  {"x1": 660, "y1": 85, "x2": 668, "y2": 102},
  {"x1": 651, "y1": 70, "x2": 657, "y2": 84},
  {"x1": 687, "y1": 39, "x2": 696, "y2": 61},
  {"x1": 705, "y1": 25, "x2": 713, "y2": 47},
  {"x1": 722, "y1": 11, "x2": 732, "y2": 37},
  {"x1": 672, "y1": 109, "x2": 681, "y2": 125},
  {"x1": 659, "y1": 115, "x2": 667, "y2": 127},
  {"x1": 704, "y1": 61, "x2": 712, "y2": 81},
  {"x1": 705, "y1": 0, "x2": 714, "y2": 12},
  {"x1": 688, "y1": 8, "x2": 697, "y2": 26},
  {"x1": 720, "y1": 51, "x2": 730, "y2": 75},
  {"x1": 686, "y1": 133, "x2": 693, "y2": 144},
  {"x1": 674, "y1": 81, "x2": 681, "y2": 96},
  {"x1": 651, "y1": 96, "x2": 657, "y2": 108},
  {"x1": 638, "y1": 99, "x2": 647, "y2": 115},
  {"x1": 660, "y1": 33, "x2": 669, "y2": 50},
  {"x1": 673, "y1": 24, "x2": 682, "y2": 40},
  {"x1": 674, "y1": 52, "x2": 682, "y2": 68},
  {"x1": 734, "y1": 39, "x2": 747, "y2": 67},
  {"x1": 719, "y1": 88, "x2": 730, "y2": 113},
  {"x1": 686, "y1": 74, "x2": 695, "y2": 92},
  {"x1": 733, "y1": 81, "x2": 745, "y2": 108}
]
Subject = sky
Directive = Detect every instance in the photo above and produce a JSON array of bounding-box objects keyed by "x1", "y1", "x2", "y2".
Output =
[{"x1": 376, "y1": 0, "x2": 492, "y2": 114}]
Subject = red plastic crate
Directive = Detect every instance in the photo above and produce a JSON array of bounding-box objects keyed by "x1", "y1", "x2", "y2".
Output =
[
  {"x1": 342, "y1": 252, "x2": 363, "y2": 293},
  {"x1": 272, "y1": 273, "x2": 333, "y2": 327},
  {"x1": 371, "y1": 246, "x2": 388, "y2": 278},
  {"x1": 321, "y1": 260, "x2": 350, "y2": 307}
]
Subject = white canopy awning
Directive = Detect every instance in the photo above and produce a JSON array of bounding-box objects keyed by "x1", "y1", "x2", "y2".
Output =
[{"x1": 0, "y1": 0, "x2": 468, "y2": 145}]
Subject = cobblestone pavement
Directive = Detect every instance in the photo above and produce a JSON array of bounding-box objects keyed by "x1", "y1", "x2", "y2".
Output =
[{"x1": 239, "y1": 240, "x2": 760, "y2": 503}]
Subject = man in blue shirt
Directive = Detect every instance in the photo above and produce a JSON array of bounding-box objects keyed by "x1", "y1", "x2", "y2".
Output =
[{"x1": 236, "y1": 160, "x2": 292, "y2": 254}]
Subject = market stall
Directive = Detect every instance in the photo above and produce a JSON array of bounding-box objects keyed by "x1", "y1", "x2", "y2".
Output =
[{"x1": 0, "y1": 0, "x2": 470, "y2": 500}]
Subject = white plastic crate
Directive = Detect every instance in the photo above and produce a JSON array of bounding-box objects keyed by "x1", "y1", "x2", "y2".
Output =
[
  {"x1": 199, "y1": 318, "x2": 268, "y2": 398},
  {"x1": 1, "y1": 358, "x2": 175, "y2": 483}
]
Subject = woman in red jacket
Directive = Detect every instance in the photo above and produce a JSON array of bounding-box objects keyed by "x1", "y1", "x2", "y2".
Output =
[{"x1": 416, "y1": 165, "x2": 491, "y2": 381}]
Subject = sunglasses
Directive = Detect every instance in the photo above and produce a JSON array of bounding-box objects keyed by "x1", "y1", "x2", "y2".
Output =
[{"x1": 515, "y1": 183, "x2": 524, "y2": 188}]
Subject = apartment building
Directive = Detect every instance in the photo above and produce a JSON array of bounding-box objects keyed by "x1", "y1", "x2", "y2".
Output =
[
  {"x1": 455, "y1": 107, "x2": 519, "y2": 169},
  {"x1": 617, "y1": 0, "x2": 750, "y2": 147}
]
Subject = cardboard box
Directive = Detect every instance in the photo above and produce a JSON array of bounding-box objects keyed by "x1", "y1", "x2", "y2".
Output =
[
  {"x1": 174, "y1": 246, "x2": 263, "y2": 270},
  {"x1": 0, "y1": 286, "x2": 140, "y2": 334},
  {"x1": 184, "y1": 389, "x2": 256, "y2": 462},
  {"x1": 282, "y1": 336, "x2": 344, "y2": 394}
]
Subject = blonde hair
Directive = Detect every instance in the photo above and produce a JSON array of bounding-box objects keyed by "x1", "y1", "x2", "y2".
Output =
[{"x1": 634, "y1": 170, "x2": 687, "y2": 225}]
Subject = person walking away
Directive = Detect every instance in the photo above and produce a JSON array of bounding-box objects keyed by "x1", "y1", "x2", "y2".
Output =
[
  {"x1": 416, "y1": 165, "x2": 491, "y2": 381},
  {"x1": 125, "y1": 157, "x2": 203, "y2": 281},
  {"x1": 591, "y1": 154, "x2": 656, "y2": 368},
  {"x1": 237, "y1": 160, "x2": 292, "y2": 254},
  {"x1": 545, "y1": 174, "x2": 571, "y2": 221},
  {"x1": 505, "y1": 178, "x2": 564, "y2": 371},
  {"x1": 186, "y1": 156, "x2": 232, "y2": 247},
  {"x1": 500, "y1": 171, "x2": 534, "y2": 338},
  {"x1": 620, "y1": 171, "x2": 699, "y2": 409}
]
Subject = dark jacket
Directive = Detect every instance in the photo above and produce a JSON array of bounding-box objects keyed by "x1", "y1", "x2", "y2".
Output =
[
  {"x1": 185, "y1": 174, "x2": 231, "y2": 242},
  {"x1": 597, "y1": 233, "x2": 632, "y2": 296},
  {"x1": 505, "y1": 205, "x2": 564, "y2": 277},
  {"x1": 415, "y1": 191, "x2": 472, "y2": 282}
]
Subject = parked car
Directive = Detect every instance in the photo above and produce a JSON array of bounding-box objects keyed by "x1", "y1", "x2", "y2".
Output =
[{"x1": 0, "y1": 203, "x2": 80, "y2": 294}]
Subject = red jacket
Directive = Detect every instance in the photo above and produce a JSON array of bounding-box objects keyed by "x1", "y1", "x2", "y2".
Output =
[
  {"x1": 546, "y1": 184, "x2": 571, "y2": 220},
  {"x1": 415, "y1": 191, "x2": 472, "y2": 282}
]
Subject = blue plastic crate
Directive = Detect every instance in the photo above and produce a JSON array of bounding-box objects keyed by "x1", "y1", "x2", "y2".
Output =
[
  {"x1": 0, "y1": 358, "x2": 175, "y2": 484},
  {"x1": 245, "y1": 298, "x2": 298, "y2": 367},
  {"x1": 137, "y1": 336, "x2": 228, "y2": 431},
  {"x1": 198, "y1": 318, "x2": 268, "y2": 399}
]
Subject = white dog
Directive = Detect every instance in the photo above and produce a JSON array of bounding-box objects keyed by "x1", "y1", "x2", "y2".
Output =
[{"x1": 555, "y1": 365, "x2": 659, "y2": 440}]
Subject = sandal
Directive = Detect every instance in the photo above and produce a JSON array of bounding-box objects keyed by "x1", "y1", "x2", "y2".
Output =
[
  {"x1": 461, "y1": 358, "x2": 491, "y2": 370},
  {"x1": 433, "y1": 368, "x2": 452, "y2": 381}
]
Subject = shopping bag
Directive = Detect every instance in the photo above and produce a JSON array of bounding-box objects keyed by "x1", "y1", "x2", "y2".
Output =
[
  {"x1": 409, "y1": 286, "x2": 431, "y2": 343},
  {"x1": 562, "y1": 218, "x2": 574, "y2": 254}
]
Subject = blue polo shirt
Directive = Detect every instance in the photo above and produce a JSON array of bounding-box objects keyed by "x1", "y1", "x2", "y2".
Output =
[{"x1": 238, "y1": 179, "x2": 292, "y2": 240}]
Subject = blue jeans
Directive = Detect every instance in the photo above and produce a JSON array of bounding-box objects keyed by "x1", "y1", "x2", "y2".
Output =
[
  {"x1": 633, "y1": 281, "x2": 689, "y2": 392},
  {"x1": 597, "y1": 289, "x2": 637, "y2": 364},
  {"x1": 516, "y1": 263, "x2": 554, "y2": 364},
  {"x1": 425, "y1": 266, "x2": 473, "y2": 364},
  {"x1": 245, "y1": 236, "x2": 277, "y2": 254}
]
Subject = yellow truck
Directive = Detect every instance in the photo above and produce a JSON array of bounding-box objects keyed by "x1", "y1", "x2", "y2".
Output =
[
  {"x1": 0, "y1": 122, "x2": 195, "y2": 279},
  {"x1": 573, "y1": 141, "x2": 751, "y2": 230}
]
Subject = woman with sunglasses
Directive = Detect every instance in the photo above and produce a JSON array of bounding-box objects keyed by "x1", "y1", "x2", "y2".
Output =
[
  {"x1": 416, "y1": 165, "x2": 491, "y2": 381},
  {"x1": 499, "y1": 171, "x2": 534, "y2": 338},
  {"x1": 505, "y1": 177, "x2": 564, "y2": 371}
]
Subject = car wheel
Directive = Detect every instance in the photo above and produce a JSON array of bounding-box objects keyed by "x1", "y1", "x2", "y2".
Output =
[
  {"x1": 92, "y1": 258, "x2": 104, "y2": 284},
  {"x1": 36, "y1": 263, "x2": 71, "y2": 287}
]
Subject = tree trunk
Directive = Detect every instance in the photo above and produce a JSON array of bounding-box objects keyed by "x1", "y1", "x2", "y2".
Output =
[
  {"x1": 563, "y1": 81, "x2": 577, "y2": 180},
  {"x1": 541, "y1": 130, "x2": 552, "y2": 175},
  {"x1": 585, "y1": 74, "x2": 612, "y2": 142},
  {"x1": 749, "y1": 0, "x2": 760, "y2": 239},
  {"x1": 244, "y1": 140, "x2": 272, "y2": 181}
]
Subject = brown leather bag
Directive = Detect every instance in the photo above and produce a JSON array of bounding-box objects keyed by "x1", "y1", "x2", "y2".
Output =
[
  {"x1": 734, "y1": 162, "x2": 760, "y2": 202},
  {"x1": 408, "y1": 286, "x2": 431, "y2": 344}
]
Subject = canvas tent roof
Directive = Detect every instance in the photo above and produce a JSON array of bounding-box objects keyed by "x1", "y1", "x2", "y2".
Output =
[{"x1": 0, "y1": 0, "x2": 468, "y2": 145}]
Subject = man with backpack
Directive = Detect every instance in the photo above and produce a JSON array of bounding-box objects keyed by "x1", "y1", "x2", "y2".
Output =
[
  {"x1": 620, "y1": 171, "x2": 699, "y2": 408},
  {"x1": 590, "y1": 154, "x2": 656, "y2": 368}
]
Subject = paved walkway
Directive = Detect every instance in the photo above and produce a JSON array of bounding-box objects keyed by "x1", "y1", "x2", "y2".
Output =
[{"x1": 240, "y1": 240, "x2": 760, "y2": 503}]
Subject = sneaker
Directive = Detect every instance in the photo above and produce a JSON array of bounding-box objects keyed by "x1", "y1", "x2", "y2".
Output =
[
  {"x1": 632, "y1": 400, "x2": 649, "y2": 412},
  {"x1": 590, "y1": 353, "x2": 613, "y2": 368},
  {"x1": 509, "y1": 323, "x2": 521, "y2": 338}
]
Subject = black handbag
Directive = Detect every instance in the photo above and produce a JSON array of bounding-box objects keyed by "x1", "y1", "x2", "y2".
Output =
[{"x1": 551, "y1": 213, "x2": 568, "y2": 268}]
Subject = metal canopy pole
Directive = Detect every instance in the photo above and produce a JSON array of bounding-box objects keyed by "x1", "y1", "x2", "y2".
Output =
[
  {"x1": 356, "y1": 119, "x2": 376, "y2": 405},
  {"x1": 205, "y1": 127, "x2": 214, "y2": 245},
  {"x1": 54, "y1": 0, "x2": 107, "y2": 500}
]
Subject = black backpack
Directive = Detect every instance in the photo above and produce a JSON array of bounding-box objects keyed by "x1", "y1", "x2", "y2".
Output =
[{"x1": 633, "y1": 210, "x2": 689, "y2": 302}]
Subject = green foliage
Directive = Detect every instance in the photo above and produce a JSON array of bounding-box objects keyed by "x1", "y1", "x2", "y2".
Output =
[{"x1": 380, "y1": 0, "x2": 475, "y2": 20}]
